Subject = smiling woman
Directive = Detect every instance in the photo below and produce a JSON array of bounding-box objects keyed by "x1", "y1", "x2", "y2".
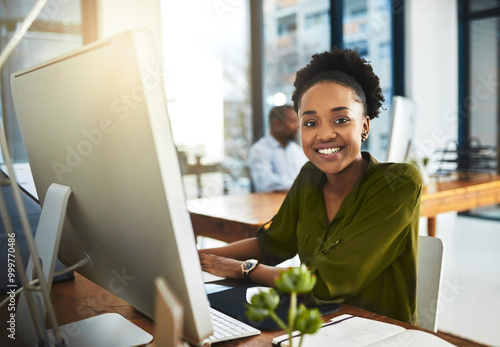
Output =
[{"x1": 199, "y1": 48, "x2": 423, "y2": 327}]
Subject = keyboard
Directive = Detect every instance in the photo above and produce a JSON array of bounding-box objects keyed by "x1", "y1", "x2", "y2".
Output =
[{"x1": 205, "y1": 307, "x2": 261, "y2": 343}]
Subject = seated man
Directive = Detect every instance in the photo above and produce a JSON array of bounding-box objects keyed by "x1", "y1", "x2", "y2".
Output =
[{"x1": 248, "y1": 105, "x2": 307, "y2": 192}]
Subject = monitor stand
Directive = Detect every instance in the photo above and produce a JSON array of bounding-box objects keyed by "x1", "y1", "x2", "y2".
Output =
[{"x1": 17, "y1": 183, "x2": 153, "y2": 346}]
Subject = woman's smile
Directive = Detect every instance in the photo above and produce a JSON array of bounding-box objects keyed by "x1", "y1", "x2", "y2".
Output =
[{"x1": 315, "y1": 144, "x2": 343, "y2": 156}]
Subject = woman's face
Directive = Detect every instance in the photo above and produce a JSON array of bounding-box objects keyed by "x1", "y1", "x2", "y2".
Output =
[{"x1": 299, "y1": 81, "x2": 370, "y2": 176}]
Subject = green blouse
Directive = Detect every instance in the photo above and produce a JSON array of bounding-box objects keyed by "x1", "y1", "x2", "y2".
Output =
[{"x1": 256, "y1": 152, "x2": 423, "y2": 325}]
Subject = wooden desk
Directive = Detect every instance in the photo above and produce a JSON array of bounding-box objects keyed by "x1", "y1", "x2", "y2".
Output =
[
  {"x1": 189, "y1": 175, "x2": 500, "y2": 241},
  {"x1": 188, "y1": 192, "x2": 285, "y2": 243},
  {"x1": 421, "y1": 174, "x2": 500, "y2": 236},
  {"x1": 0, "y1": 273, "x2": 484, "y2": 346}
]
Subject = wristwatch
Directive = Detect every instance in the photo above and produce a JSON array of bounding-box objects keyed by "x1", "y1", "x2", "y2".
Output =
[{"x1": 241, "y1": 259, "x2": 259, "y2": 277}]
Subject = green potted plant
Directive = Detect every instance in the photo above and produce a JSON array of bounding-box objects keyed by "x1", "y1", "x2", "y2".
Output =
[{"x1": 245, "y1": 265, "x2": 323, "y2": 347}]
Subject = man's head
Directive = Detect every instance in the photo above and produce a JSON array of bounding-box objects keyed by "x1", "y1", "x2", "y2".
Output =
[{"x1": 269, "y1": 105, "x2": 299, "y2": 147}]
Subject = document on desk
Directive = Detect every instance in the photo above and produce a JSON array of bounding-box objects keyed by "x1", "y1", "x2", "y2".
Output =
[{"x1": 272, "y1": 314, "x2": 456, "y2": 347}]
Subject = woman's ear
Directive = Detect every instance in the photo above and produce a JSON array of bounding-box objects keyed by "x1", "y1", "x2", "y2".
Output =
[{"x1": 362, "y1": 115, "x2": 370, "y2": 138}]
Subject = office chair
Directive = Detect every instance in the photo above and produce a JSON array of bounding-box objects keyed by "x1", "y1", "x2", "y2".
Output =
[{"x1": 417, "y1": 235, "x2": 445, "y2": 332}]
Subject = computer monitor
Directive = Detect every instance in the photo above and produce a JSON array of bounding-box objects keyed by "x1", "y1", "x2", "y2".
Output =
[
  {"x1": 11, "y1": 29, "x2": 212, "y2": 344},
  {"x1": 386, "y1": 95, "x2": 417, "y2": 163}
]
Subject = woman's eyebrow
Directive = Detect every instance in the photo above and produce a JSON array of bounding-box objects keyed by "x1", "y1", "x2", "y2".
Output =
[
  {"x1": 332, "y1": 106, "x2": 350, "y2": 112},
  {"x1": 301, "y1": 110, "x2": 316, "y2": 117},
  {"x1": 301, "y1": 106, "x2": 350, "y2": 117}
]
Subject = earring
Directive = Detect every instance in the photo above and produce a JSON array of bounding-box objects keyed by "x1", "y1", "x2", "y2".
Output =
[{"x1": 362, "y1": 133, "x2": 368, "y2": 142}]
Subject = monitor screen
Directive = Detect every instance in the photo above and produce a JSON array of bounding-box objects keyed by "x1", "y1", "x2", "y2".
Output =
[
  {"x1": 386, "y1": 95, "x2": 417, "y2": 163},
  {"x1": 11, "y1": 29, "x2": 212, "y2": 344}
]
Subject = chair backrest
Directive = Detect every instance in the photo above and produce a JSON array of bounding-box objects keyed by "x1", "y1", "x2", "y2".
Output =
[{"x1": 417, "y1": 235, "x2": 445, "y2": 331}]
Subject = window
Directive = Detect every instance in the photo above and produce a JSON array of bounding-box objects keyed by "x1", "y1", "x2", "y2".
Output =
[
  {"x1": 470, "y1": 0, "x2": 500, "y2": 11},
  {"x1": 161, "y1": 0, "x2": 251, "y2": 198},
  {"x1": 0, "y1": 0, "x2": 82, "y2": 164},
  {"x1": 469, "y1": 17, "x2": 499, "y2": 152},
  {"x1": 262, "y1": 0, "x2": 331, "y2": 133},
  {"x1": 459, "y1": 1, "x2": 500, "y2": 173},
  {"x1": 305, "y1": 10, "x2": 329, "y2": 28},
  {"x1": 277, "y1": 14, "x2": 297, "y2": 36},
  {"x1": 458, "y1": 0, "x2": 500, "y2": 219},
  {"x1": 342, "y1": 0, "x2": 394, "y2": 161}
]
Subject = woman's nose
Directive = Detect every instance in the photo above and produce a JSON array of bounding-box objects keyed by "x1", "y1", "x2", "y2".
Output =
[{"x1": 316, "y1": 124, "x2": 336, "y2": 141}]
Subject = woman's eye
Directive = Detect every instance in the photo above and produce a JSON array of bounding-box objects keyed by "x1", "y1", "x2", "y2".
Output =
[
  {"x1": 304, "y1": 120, "x2": 317, "y2": 127},
  {"x1": 334, "y1": 117, "x2": 349, "y2": 124}
]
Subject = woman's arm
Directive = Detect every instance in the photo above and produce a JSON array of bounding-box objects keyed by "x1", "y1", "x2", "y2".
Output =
[
  {"x1": 198, "y1": 237, "x2": 284, "y2": 287},
  {"x1": 198, "y1": 237, "x2": 261, "y2": 260},
  {"x1": 198, "y1": 167, "x2": 306, "y2": 286}
]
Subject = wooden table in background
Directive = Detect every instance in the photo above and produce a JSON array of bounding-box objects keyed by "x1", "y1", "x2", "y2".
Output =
[
  {"x1": 189, "y1": 174, "x2": 500, "y2": 241},
  {"x1": 420, "y1": 174, "x2": 500, "y2": 236},
  {"x1": 0, "y1": 273, "x2": 485, "y2": 346}
]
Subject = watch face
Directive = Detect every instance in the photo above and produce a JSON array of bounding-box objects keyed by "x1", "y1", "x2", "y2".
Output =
[
  {"x1": 242, "y1": 259, "x2": 258, "y2": 275},
  {"x1": 243, "y1": 261, "x2": 255, "y2": 271}
]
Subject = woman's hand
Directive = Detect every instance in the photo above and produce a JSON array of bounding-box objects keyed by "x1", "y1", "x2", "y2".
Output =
[{"x1": 199, "y1": 253, "x2": 245, "y2": 280}]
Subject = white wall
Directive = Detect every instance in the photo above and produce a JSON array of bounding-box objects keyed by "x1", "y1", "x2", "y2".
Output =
[{"x1": 406, "y1": 0, "x2": 459, "y2": 169}]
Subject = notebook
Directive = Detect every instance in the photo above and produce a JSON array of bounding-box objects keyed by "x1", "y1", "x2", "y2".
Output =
[{"x1": 272, "y1": 314, "x2": 456, "y2": 347}]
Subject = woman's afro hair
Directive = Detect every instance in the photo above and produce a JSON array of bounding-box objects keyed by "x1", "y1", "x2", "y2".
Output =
[{"x1": 291, "y1": 47, "x2": 385, "y2": 120}]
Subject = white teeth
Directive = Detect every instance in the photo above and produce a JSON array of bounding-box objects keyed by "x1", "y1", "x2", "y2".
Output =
[{"x1": 318, "y1": 147, "x2": 341, "y2": 155}]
